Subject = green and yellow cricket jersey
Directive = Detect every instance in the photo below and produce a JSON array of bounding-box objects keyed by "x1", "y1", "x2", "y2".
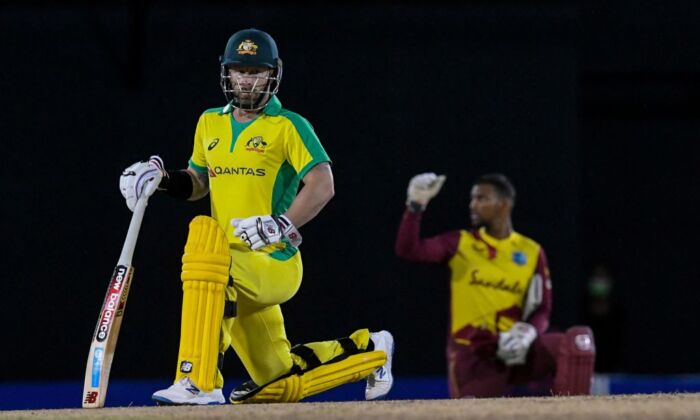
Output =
[{"x1": 188, "y1": 96, "x2": 330, "y2": 258}]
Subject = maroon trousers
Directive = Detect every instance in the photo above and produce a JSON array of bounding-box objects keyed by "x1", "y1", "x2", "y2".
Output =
[{"x1": 447, "y1": 332, "x2": 563, "y2": 398}]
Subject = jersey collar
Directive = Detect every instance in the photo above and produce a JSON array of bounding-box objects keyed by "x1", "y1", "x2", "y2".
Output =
[
  {"x1": 477, "y1": 226, "x2": 515, "y2": 247},
  {"x1": 220, "y1": 95, "x2": 282, "y2": 116},
  {"x1": 262, "y1": 95, "x2": 282, "y2": 116}
]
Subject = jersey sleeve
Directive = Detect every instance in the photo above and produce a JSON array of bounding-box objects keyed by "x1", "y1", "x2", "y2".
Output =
[
  {"x1": 283, "y1": 113, "x2": 331, "y2": 178},
  {"x1": 395, "y1": 209, "x2": 460, "y2": 264},
  {"x1": 188, "y1": 113, "x2": 208, "y2": 173},
  {"x1": 525, "y1": 248, "x2": 553, "y2": 334}
]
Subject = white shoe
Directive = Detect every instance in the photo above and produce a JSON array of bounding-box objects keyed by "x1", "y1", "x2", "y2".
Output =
[
  {"x1": 152, "y1": 377, "x2": 225, "y2": 405},
  {"x1": 365, "y1": 330, "x2": 394, "y2": 400}
]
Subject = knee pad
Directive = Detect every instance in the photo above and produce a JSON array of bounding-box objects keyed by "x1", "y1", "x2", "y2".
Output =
[
  {"x1": 554, "y1": 326, "x2": 596, "y2": 395},
  {"x1": 175, "y1": 216, "x2": 231, "y2": 392},
  {"x1": 231, "y1": 350, "x2": 387, "y2": 403}
]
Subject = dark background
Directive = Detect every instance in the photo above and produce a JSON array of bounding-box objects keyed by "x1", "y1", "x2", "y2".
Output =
[{"x1": 1, "y1": 1, "x2": 698, "y2": 384}]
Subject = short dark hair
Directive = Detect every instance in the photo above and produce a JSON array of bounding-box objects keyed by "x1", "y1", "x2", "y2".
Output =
[{"x1": 474, "y1": 173, "x2": 516, "y2": 202}]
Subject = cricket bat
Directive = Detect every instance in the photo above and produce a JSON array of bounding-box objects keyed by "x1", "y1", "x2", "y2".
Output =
[{"x1": 82, "y1": 193, "x2": 152, "y2": 408}]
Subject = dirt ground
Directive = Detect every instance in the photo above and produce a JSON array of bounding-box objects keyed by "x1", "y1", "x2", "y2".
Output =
[{"x1": 3, "y1": 393, "x2": 700, "y2": 419}]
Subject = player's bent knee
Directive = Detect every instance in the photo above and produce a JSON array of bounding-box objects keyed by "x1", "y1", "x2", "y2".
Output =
[
  {"x1": 554, "y1": 326, "x2": 596, "y2": 396},
  {"x1": 181, "y1": 216, "x2": 231, "y2": 284},
  {"x1": 231, "y1": 351, "x2": 387, "y2": 403},
  {"x1": 177, "y1": 216, "x2": 232, "y2": 391}
]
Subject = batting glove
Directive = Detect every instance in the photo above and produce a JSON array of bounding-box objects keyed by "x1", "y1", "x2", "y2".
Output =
[
  {"x1": 231, "y1": 215, "x2": 302, "y2": 251},
  {"x1": 406, "y1": 172, "x2": 446, "y2": 211},
  {"x1": 496, "y1": 322, "x2": 538, "y2": 366},
  {"x1": 119, "y1": 155, "x2": 165, "y2": 211}
]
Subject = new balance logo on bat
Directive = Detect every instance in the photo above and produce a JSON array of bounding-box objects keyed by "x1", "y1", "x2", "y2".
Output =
[
  {"x1": 96, "y1": 266, "x2": 127, "y2": 342},
  {"x1": 84, "y1": 391, "x2": 98, "y2": 404}
]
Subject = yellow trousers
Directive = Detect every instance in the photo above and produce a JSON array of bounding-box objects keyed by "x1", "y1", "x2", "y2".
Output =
[{"x1": 214, "y1": 247, "x2": 370, "y2": 388}]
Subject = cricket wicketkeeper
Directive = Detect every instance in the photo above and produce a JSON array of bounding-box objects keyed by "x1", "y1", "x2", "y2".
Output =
[
  {"x1": 118, "y1": 28, "x2": 394, "y2": 405},
  {"x1": 395, "y1": 172, "x2": 595, "y2": 398}
]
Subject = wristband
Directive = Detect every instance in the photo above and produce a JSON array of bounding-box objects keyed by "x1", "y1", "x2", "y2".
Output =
[
  {"x1": 158, "y1": 170, "x2": 194, "y2": 200},
  {"x1": 407, "y1": 201, "x2": 425, "y2": 213}
]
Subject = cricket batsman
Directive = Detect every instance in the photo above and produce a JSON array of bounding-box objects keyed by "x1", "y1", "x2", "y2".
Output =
[
  {"x1": 118, "y1": 28, "x2": 394, "y2": 405},
  {"x1": 395, "y1": 173, "x2": 595, "y2": 397}
]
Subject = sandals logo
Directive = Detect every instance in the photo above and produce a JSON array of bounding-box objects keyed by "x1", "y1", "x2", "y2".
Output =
[
  {"x1": 469, "y1": 269, "x2": 524, "y2": 295},
  {"x1": 245, "y1": 136, "x2": 267, "y2": 153},
  {"x1": 237, "y1": 40, "x2": 258, "y2": 55}
]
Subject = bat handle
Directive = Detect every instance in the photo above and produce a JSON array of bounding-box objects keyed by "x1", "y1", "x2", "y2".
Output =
[{"x1": 117, "y1": 187, "x2": 152, "y2": 266}]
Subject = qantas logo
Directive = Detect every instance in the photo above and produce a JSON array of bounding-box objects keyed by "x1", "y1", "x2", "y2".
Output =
[
  {"x1": 96, "y1": 266, "x2": 128, "y2": 342},
  {"x1": 207, "y1": 166, "x2": 266, "y2": 177}
]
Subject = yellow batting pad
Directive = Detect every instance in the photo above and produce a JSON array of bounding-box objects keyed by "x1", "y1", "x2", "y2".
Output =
[
  {"x1": 233, "y1": 351, "x2": 386, "y2": 403},
  {"x1": 176, "y1": 216, "x2": 231, "y2": 392},
  {"x1": 181, "y1": 216, "x2": 230, "y2": 284}
]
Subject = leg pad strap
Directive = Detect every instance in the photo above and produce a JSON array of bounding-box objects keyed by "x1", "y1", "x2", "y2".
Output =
[{"x1": 231, "y1": 351, "x2": 387, "y2": 403}]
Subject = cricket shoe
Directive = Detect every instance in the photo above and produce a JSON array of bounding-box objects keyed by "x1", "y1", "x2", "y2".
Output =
[
  {"x1": 365, "y1": 330, "x2": 394, "y2": 400},
  {"x1": 152, "y1": 377, "x2": 225, "y2": 405},
  {"x1": 229, "y1": 379, "x2": 258, "y2": 403}
]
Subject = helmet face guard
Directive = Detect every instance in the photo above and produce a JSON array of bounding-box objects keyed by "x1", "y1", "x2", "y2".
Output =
[
  {"x1": 219, "y1": 59, "x2": 283, "y2": 111},
  {"x1": 219, "y1": 29, "x2": 283, "y2": 111}
]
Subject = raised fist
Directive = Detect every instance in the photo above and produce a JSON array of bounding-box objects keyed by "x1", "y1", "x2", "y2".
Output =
[{"x1": 406, "y1": 172, "x2": 446, "y2": 211}]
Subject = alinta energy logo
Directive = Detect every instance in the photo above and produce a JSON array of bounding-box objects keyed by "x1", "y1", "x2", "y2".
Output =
[
  {"x1": 245, "y1": 136, "x2": 268, "y2": 153},
  {"x1": 208, "y1": 138, "x2": 220, "y2": 151}
]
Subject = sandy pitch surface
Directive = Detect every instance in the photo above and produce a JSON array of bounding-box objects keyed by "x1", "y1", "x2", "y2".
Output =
[{"x1": 3, "y1": 393, "x2": 700, "y2": 419}]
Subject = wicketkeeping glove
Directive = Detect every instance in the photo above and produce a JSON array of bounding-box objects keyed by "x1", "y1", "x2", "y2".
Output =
[
  {"x1": 406, "y1": 172, "x2": 446, "y2": 211},
  {"x1": 496, "y1": 322, "x2": 538, "y2": 366},
  {"x1": 119, "y1": 155, "x2": 165, "y2": 211},
  {"x1": 231, "y1": 215, "x2": 302, "y2": 251}
]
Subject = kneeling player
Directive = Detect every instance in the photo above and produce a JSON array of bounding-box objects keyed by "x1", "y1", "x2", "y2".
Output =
[
  {"x1": 118, "y1": 28, "x2": 394, "y2": 404},
  {"x1": 395, "y1": 172, "x2": 595, "y2": 397}
]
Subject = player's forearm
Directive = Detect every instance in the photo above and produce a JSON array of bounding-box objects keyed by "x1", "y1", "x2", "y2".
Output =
[
  {"x1": 187, "y1": 168, "x2": 209, "y2": 201},
  {"x1": 395, "y1": 210, "x2": 460, "y2": 263},
  {"x1": 395, "y1": 210, "x2": 424, "y2": 259},
  {"x1": 157, "y1": 166, "x2": 208, "y2": 201},
  {"x1": 284, "y1": 164, "x2": 334, "y2": 228}
]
